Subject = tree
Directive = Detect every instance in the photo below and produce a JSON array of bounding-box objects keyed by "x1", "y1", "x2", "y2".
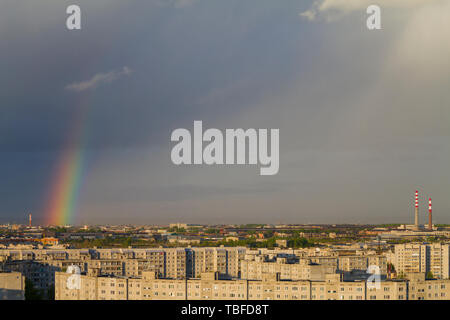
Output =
[
  {"x1": 387, "y1": 262, "x2": 396, "y2": 273},
  {"x1": 287, "y1": 238, "x2": 312, "y2": 248},
  {"x1": 264, "y1": 230, "x2": 274, "y2": 238},
  {"x1": 122, "y1": 237, "x2": 132, "y2": 248},
  {"x1": 25, "y1": 279, "x2": 43, "y2": 300},
  {"x1": 426, "y1": 271, "x2": 434, "y2": 279},
  {"x1": 46, "y1": 284, "x2": 55, "y2": 300}
]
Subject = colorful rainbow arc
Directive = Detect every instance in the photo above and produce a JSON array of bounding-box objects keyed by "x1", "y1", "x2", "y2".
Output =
[{"x1": 45, "y1": 96, "x2": 90, "y2": 226}]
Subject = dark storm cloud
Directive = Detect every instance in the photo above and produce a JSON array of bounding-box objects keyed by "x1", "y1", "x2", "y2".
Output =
[
  {"x1": 0, "y1": 0, "x2": 310, "y2": 223},
  {"x1": 1, "y1": 0, "x2": 449, "y2": 224},
  {"x1": 0, "y1": 0, "x2": 308, "y2": 152}
]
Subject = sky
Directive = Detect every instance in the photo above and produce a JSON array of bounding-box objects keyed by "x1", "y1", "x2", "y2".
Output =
[{"x1": 1, "y1": 0, "x2": 449, "y2": 225}]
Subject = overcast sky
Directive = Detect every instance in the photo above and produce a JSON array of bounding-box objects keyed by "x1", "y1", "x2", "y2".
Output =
[{"x1": 1, "y1": 0, "x2": 449, "y2": 225}]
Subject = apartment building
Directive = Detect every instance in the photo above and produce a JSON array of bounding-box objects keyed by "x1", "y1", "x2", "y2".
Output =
[
  {"x1": 0, "y1": 247, "x2": 245, "y2": 289},
  {"x1": 338, "y1": 255, "x2": 387, "y2": 274},
  {"x1": 190, "y1": 247, "x2": 246, "y2": 278},
  {"x1": 309, "y1": 256, "x2": 338, "y2": 270},
  {"x1": 0, "y1": 271, "x2": 25, "y2": 300},
  {"x1": 241, "y1": 258, "x2": 335, "y2": 281},
  {"x1": 407, "y1": 272, "x2": 450, "y2": 300},
  {"x1": 165, "y1": 248, "x2": 188, "y2": 279},
  {"x1": 1, "y1": 246, "x2": 391, "y2": 294},
  {"x1": 393, "y1": 243, "x2": 450, "y2": 279},
  {"x1": 3, "y1": 260, "x2": 59, "y2": 295},
  {"x1": 55, "y1": 269, "x2": 450, "y2": 300},
  {"x1": 8, "y1": 243, "x2": 450, "y2": 300}
]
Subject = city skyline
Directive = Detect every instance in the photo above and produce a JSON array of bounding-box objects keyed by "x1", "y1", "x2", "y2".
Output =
[{"x1": 0, "y1": 186, "x2": 443, "y2": 226}]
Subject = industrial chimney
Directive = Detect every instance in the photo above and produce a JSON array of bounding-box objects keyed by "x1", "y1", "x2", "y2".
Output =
[
  {"x1": 414, "y1": 190, "x2": 419, "y2": 229},
  {"x1": 29, "y1": 213, "x2": 32, "y2": 227},
  {"x1": 428, "y1": 198, "x2": 433, "y2": 231}
]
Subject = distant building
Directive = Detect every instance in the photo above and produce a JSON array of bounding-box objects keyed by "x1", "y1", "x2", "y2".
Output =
[
  {"x1": 169, "y1": 223, "x2": 188, "y2": 230},
  {"x1": 36, "y1": 237, "x2": 59, "y2": 246},
  {"x1": 275, "y1": 239, "x2": 287, "y2": 248}
]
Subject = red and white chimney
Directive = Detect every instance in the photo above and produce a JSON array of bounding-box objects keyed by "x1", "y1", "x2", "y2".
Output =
[
  {"x1": 414, "y1": 190, "x2": 419, "y2": 228},
  {"x1": 428, "y1": 198, "x2": 432, "y2": 231}
]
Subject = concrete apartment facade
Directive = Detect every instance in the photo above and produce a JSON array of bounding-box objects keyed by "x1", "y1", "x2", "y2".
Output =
[
  {"x1": 0, "y1": 271, "x2": 25, "y2": 300},
  {"x1": 55, "y1": 270, "x2": 449, "y2": 301},
  {"x1": 3, "y1": 243, "x2": 450, "y2": 300},
  {"x1": 240, "y1": 258, "x2": 335, "y2": 281},
  {"x1": 0, "y1": 247, "x2": 247, "y2": 293},
  {"x1": 393, "y1": 243, "x2": 450, "y2": 279}
]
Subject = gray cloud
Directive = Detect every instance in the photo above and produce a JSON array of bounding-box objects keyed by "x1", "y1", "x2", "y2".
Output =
[
  {"x1": 300, "y1": 0, "x2": 435, "y2": 21},
  {"x1": 65, "y1": 67, "x2": 132, "y2": 92},
  {"x1": 152, "y1": 0, "x2": 202, "y2": 8}
]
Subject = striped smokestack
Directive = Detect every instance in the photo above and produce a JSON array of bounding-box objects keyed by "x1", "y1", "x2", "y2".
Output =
[
  {"x1": 414, "y1": 190, "x2": 419, "y2": 228},
  {"x1": 428, "y1": 198, "x2": 432, "y2": 231}
]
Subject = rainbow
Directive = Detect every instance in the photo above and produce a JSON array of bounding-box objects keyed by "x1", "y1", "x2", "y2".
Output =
[{"x1": 44, "y1": 96, "x2": 91, "y2": 226}]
